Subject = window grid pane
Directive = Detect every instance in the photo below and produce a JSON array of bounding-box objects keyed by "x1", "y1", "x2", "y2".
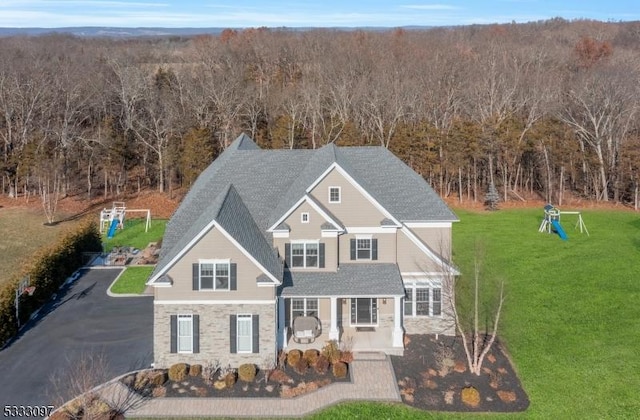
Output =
[
  {"x1": 177, "y1": 315, "x2": 192, "y2": 352},
  {"x1": 416, "y1": 288, "x2": 430, "y2": 316},
  {"x1": 237, "y1": 315, "x2": 252, "y2": 353},
  {"x1": 404, "y1": 289, "x2": 413, "y2": 316},
  {"x1": 200, "y1": 263, "x2": 214, "y2": 289},
  {"x1": 329, "y1": 187, "x2": 340, "y2": 202},
  {"x1": 356, "y1": 239, "x2": 371, "y2": 260},
  {"x1": 306, "y1": 243, "x2": 318, "y2": 267},
  {"x1": 432, "y1": 288, "x2": 442, "y2": 316}
]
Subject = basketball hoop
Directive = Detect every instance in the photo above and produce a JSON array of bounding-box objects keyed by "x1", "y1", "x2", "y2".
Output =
[{"x1": 23, "y1": 286, "x2": 36, "y2": 296}]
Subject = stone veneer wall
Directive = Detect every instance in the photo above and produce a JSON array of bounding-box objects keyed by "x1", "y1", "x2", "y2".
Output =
[
  {"x1": 154, "y1": 303, "x2": 277, "y2": 369},
  {"x1": 403, "y1": 315, "x2": 455, "y2": 335}
]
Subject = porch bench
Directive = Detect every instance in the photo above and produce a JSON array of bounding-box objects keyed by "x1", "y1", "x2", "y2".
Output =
[{"x1": 292, "y1": 316, "x2": 321, "y2": 344}]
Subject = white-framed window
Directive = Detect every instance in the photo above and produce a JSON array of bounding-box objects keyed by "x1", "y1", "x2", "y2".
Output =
[
  {"x1": 291, "y1": 242, "x2": 319, "y2": 268},
  {"x1": 301, "y1": 212, "x2": 310, "y2": 223},
  {"x1": 356, "y1": 237, "x2": 372, "y2": 260},
  {"x1": 177, "y1": 314, "x2": 193, "y2": 353},
  {"x1": 199, "y1": 260, "x2": 230, "y2": 290},
  {"x1": 236, "y1": 314, "x2": 253, "y2": 353},
  {"x1": 328, "y1": 186, "x2": 341, "y2": 203},
  {"x1": 291, "y1": 298, "x2": 319, "y2": 323},
  {"x1": 404, "y1": 284, "x2": 442, "y2": 317}
]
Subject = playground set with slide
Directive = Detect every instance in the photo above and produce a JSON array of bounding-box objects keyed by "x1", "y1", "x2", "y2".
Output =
[
  {"x1": 99, "y1": 201, "x2": 151, "y2": 238},
  {"x1": 538, "y1": 204, "x2": 588, "y2": 240}
]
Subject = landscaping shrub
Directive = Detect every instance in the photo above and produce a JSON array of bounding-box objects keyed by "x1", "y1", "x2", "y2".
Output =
[
  {"x1": 224, "y1": 371, "x2": 237, "y2": 388},
  {"x1": 293, "y1": 358, "x2": 309, "y2": 375},
  {"x1": 168, "y1": 363, "x2": 189, "y2": 382},
  {"x1": 332, "y1": 361, "x2": 348, "y2": 379},
  {"x1": 340, "y1": 350, "x2": 354, "y2": 364},
  {"x1": 303, "y1": 349, "x2": 320, "y2": 366},
  {"x1": 189, "y1": 364, "x2": 202, "y2": 377},
  {"x1": 461, "y1": 386, "x2": 481, "y2": 407},
  {"x1": 314, "y1": 355, "x2": 330, "y2": 374},
  {"x1": 286, "y1": 349, "x2": 302, "y2": 367},
  {"x1": 149, "y1": 371, "x2": 168, "y2": 386},
  {"x1": 321, "y1": 340, "x2": 342, "y2": 364},
  {"x1": 238, "y1": 363, "x2": 257, "y2": 382},
  {"x1": 0, "y1": 220, "x2": 101, "y2": 348}
]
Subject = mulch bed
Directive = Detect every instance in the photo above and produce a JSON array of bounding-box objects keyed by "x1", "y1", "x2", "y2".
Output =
[
  {"x1": 390, "y1": 334, "x2": 529, "y2": 412},
  {"x1": 122, "y1": 359, "x2": 351, "y2": 399}
]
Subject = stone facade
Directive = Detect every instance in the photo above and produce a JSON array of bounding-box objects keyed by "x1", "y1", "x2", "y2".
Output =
[
  {"x1": 154, "y1": 302, "x2": 277, "y2": 369},
  {"x1": 403, "y1": 315, "x2": 455, "y2": 336}
]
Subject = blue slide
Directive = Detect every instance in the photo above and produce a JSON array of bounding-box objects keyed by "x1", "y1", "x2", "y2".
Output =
[
  {"x1": 107, "y1": 219, "x2": 119, "y2": 239},
  {"x1": 551, "y1": 220, "x2": 568, "y2": 241}
]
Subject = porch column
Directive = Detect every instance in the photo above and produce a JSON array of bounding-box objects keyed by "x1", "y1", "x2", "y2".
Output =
[
  {"x1": 392, "y1": 296, "x2": 404, "y2": 347},
  {"x1": 278, "y1": 297, "x2": 287, "y2": 349},
  {"x1": 329, "y1": 297, "x2": 340, "y2": 340}
]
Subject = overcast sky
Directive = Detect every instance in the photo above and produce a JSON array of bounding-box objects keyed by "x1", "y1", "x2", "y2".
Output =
[{"x1": 0, "y1": 0, "x2": 637, "y2": 28}]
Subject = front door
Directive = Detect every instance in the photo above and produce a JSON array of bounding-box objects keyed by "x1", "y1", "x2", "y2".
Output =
[{"x1": 351, "y1": 298, "x2": 377, "y2": 325}]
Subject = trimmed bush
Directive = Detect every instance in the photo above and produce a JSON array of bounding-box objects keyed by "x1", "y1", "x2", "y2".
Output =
[
  {"x1": 314, "y1": 355, "x2": 330, "y2": 374},
  {"x1": 238, "y1": 363, "x2": 257, "y2": 382},
  {"x1": 149, "y1": 371, "x2": 168, "y2": 386},
  {"x1": 189, "y1": 364, "x2": 202, "y2": 377},
  {"x1": 332, "y1": 361, "x2": 348, "y2": 378},
  {"x1": 224, "y1": 371, "x2": 237, "y2": 388},
  {"x1": 461, "y1": 386, "x2": 481, "y2": 407},
  {"x1": 168, "y1": 363, "x2": 189, "y2": 382},
  {"x1": 286, "y1": 349, "x2": 302, "y2": 367},
  {"x1": 303, "y1": 349, "x2": 320, "y2": 366},
  {"x1": 0, "y1": 220, "x2": 101, "y2": 348},
  {"x1": 293, "y1": 358, "x2": 309, "y2": 375},
  {"x1": 321, "y1": 340, "x2": 342, "y2": 364},
  {"x1": 340, "y1": 350, "x2": 354, "y2": 364}
]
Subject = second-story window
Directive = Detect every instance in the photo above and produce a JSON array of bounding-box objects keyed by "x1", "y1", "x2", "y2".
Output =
[
  {"x1": 356, "y1": 238, "x2": 371, "y2": 259},
  {"x1": 291, "y1": 242, "x2": 319, "y2": 268},
  {"x1": 329, "y1": 186, "x2": 341, "y2": 203},
  {"x1": 200, "y1": 261, "x2": 230, "y2": 290}
]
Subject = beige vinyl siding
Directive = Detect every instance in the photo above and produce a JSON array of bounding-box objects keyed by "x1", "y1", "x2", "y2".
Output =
[
  {"x1": 309, "y1": 167, "x2": 387, "y2": 227},
  {"x1": 338, "y1": 232, "x2": 396, "y2": 264},
  {"x1": 156, "y1": 227, "x2": 276, "y2": 301},
  {"x1": 396, "y1": 229, "x2": 442, "y2": 273},
  {"x1": 273, "y1": 201, "x2": 338, "y2": 271},
  {"x1": 411, "y1": 227, "x2": 452, "y2": 260}
]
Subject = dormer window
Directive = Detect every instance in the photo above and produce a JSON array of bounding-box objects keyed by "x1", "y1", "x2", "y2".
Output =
[
  {"x1": 328, "y1": 186, "x2": 341, "y2": 203},
  {"x1": 301, "y1": 212, "x2": 309, "y2": 223}
]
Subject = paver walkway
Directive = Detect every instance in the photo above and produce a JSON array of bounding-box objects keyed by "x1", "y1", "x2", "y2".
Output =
[{"x1": 110, "y1": 352, "x2": 401, "y2": 418}]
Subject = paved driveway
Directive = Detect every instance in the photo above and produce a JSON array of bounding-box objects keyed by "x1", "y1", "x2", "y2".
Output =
[{"x1": 0, "y1": 268, "x2": 152, "y2": 409}]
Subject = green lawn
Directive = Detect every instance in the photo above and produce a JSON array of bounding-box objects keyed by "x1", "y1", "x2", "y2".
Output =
[
  {"x1": 313, "y1": 209, "x2": 640, "y2": 419},
  {"x1": 103, "y1": 218, "x2": 167, "y2": 252},
  {"x1": 110, "y1": 266, "x2": 155, "y2": 294}
]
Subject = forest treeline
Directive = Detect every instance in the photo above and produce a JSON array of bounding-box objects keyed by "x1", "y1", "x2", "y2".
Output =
[{"x1": 1, "y1": 18, "x2": 640, "y2": 213}]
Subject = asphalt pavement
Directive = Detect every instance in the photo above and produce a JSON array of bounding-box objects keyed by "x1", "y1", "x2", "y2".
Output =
[{"x1": 0, "y1": 268, "x2": 152, "y2": 410}]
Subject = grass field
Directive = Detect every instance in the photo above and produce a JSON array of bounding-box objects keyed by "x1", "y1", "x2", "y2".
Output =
[
  {"x1": 311, "y1": 208, "x2": 640, "y2": 419},
  {"x1": 102, "y1": 218, "x2": 167, "y2": 252},
  {"x1": 110, "y1": 266, "x2": 155, "y2": 294},
  {"x1": 0, "y1": 208, "x2": 78, "y2": 285}
]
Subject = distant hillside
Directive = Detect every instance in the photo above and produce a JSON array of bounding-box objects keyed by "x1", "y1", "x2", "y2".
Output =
[{"x1": 0, "y1": 26, "x2": 430, "y2": 38}]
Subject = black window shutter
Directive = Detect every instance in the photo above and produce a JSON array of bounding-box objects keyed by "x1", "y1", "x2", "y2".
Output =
[
  {"x1": 372, "y1": 239, "x2": 378, "y2": 260},
  {"x1": 192, "y1": 263, "x2": 199, "y2": 290},
  {"x1": 252, "y1": 315, "x2": 260, "y2": 353},
  {"x1": 284, "y1": 243, "x2": 291, "y2": 267},
  {"x1": 193, "y1": 315, "x2": 200, "y2": 353},
  {"x1": 230, "y1": 263, "x2": 237, "y2": 290},
  {"x1": 230, "y1": 315, "x2": 237, "y2": 353},
  {"x1": 319, "y1": 243, "x2": 325, "y2": 268},
  {"x1": 350, "y1": 239, "x2": 356, "y2": 260},
  {"x1": 170, "y1": 315, "x2": 177, "y2": 353}
]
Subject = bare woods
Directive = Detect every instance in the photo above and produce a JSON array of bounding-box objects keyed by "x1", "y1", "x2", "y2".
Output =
[{"x1": 1, "y1": 19, "x2": 639, "y2": 207}]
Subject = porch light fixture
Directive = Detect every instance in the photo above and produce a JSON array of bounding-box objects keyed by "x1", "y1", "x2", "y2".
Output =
[{"x1": 383, "y1": 298, "x2": 387, "y2": 304}]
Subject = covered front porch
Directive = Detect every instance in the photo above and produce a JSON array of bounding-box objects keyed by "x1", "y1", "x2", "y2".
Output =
[{"x1": 277, "y1": 264, "x2": 406, "y2": 355}]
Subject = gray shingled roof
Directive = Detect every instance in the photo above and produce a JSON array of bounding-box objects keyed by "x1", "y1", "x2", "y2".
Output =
[
  {"x1": 279, "y1": 264, "x2": 405, "y2": 297},
  {"x1": 151, "y1": 133, "x2": 457, "y2": 283}
]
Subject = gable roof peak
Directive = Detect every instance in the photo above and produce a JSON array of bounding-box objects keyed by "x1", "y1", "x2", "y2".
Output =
[{"x1": 232, "y1": 133, "x2": 261, "y2": 150}]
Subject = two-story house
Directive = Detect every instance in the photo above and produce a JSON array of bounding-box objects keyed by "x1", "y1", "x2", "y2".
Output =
[{"x1": 147, "y1": 134, "x2": 458, "y2": 368}]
